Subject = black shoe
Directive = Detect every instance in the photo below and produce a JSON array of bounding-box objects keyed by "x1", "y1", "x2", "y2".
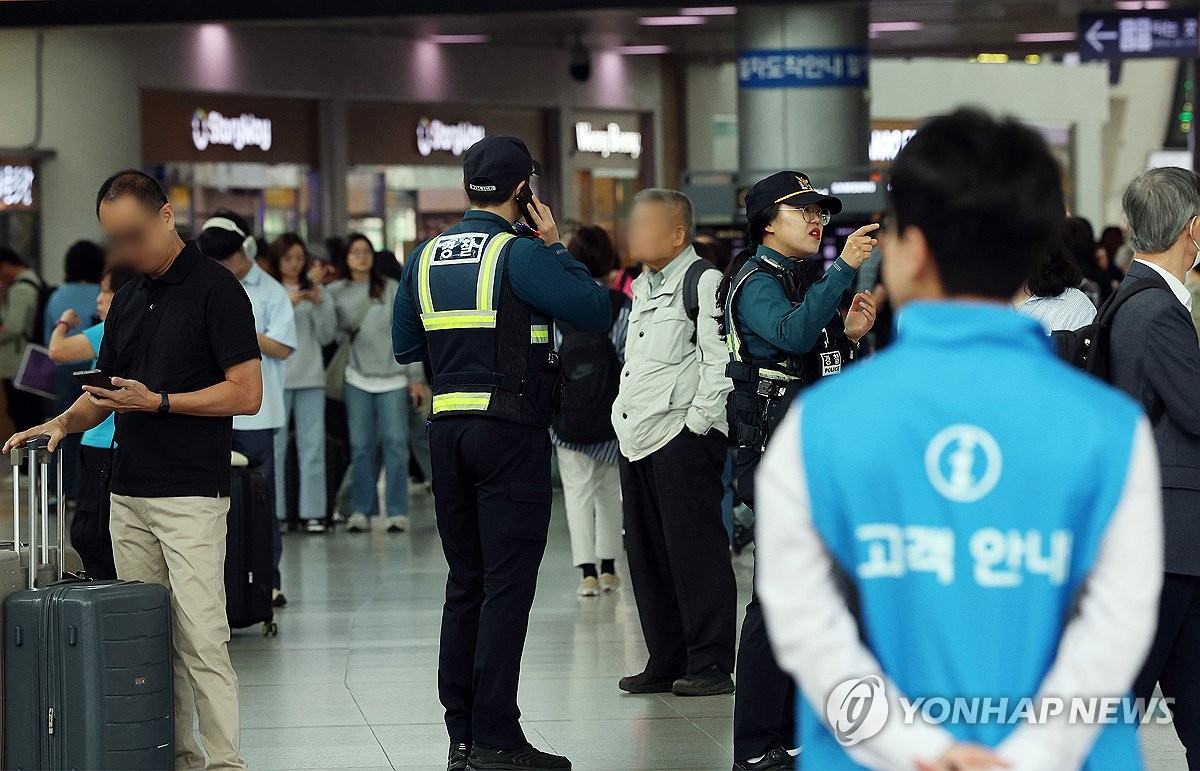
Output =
[
  {"x1": 734, "y1": 747, "x2": 795, "y2": 770},
  {"x1": 467, "y1": 743, "x2": 571, "y2": 770},
  {"x1": 673, "y1": 664, "x2": 735, "y2": 696},
  {"x1": 271, "y1": 589, "x2": 288, "y2": 608},
  {"x1": 618, "y1": 671, "x2": 677, "y2": 694},
  {"x1": 448, "y1": 742, "x2": 471, "y2": 771}
]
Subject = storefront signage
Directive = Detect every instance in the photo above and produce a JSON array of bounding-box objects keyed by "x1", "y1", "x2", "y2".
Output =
[
  {"x1": 869, "y1": 128, "x2": 918, "y2": 164},
  {"x1": 141, "y1": 91, "x2": 317, "y2": 165},
  {"x1": 738, "y1": 48, "x2": 869, "y2": 89},
  {"x1": 1079, "y1": 10, "x2": 1200, "y2": 61},
  {"x1": 574, "y1": 121, "x2": 643, "y2": 159},
  {"x1": 191, "y1": 108, "x2": 273, "y2": 153},
  {"x1": 0, "y1": 162, "x2": 36, "y2": 211},
  {"x1": 415, "y1": 118, "x2": 486, "y2": 157}
]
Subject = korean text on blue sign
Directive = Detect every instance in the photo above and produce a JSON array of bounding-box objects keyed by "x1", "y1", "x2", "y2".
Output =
[
  {"x1": 1079, "y1": 10, "x2": 1200, "y2": 61},
  {"x1": 738, "y1": 48, "x2": 869, "y2": 89}
]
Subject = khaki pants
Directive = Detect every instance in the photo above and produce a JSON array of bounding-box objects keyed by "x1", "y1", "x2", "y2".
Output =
[{"x1": 110, "y1": 494, "x2": 246, "y2": 771}]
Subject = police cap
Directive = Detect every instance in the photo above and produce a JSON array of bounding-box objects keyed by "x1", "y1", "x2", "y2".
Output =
[
  {"x1": 463, "y1": 135, "x2": 543, "y2": 196},
  {"x1": 745, "y1": 171, "x2": 843, "y2": 223}
]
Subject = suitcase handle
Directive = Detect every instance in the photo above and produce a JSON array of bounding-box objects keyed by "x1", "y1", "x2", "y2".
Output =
[{"x1": 9, "y1": 435, "x2": 64, "y2": 589}]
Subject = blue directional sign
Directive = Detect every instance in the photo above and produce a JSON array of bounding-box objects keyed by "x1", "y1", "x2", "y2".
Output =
[
  {"x1": 1079, "y1": 10, "x2": 1200, "y2": 61},
  {"x1": 737, "y1": 48, "x2": 869, "y2": 89}
]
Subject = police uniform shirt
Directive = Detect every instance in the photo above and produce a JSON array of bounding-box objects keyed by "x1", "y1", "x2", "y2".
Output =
[
  {"x1": 754, "y1": 302, "x2": 1162, "y2": 769},
  {"x1": 733, "y1": 245, "x2": 856, "y2": 363},
  {"x1": 393, "y1": 210, "x2": 612, "y2": 366}
]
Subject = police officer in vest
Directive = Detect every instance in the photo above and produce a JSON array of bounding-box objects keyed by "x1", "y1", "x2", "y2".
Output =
[
  {"x1": 716, "y1": 172, "x2": 879, "y2": 770},
  {"x1": 393, "y1": 136, "x2": 611, "y2": 771}
]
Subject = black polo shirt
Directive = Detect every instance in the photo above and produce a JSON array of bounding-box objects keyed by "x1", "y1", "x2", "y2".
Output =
[{"x1": 97, "y1": 242, "x2": 260, "y2": 498}]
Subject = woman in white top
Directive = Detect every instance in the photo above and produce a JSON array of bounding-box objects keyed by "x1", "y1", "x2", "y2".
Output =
[
  {"x1": 329, "y1": 234, "x2": 429, "y2": 533},
  {"x1": 1013, "y1": 243, "x2": 1097, "y2": 333}
]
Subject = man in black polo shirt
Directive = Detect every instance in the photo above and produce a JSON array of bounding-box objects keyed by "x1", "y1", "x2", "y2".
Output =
[{"x1": 5, "y1": 169, "x2": 262, "y2": 771}]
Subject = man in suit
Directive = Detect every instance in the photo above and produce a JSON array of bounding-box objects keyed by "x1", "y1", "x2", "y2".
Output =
[{"x1": 1111, "y1": 166, "x2": 1200, "y2": 767}]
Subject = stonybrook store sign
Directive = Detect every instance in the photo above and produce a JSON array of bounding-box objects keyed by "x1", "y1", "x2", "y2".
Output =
[
  {"x1": 415, "y1": 118, "x2": 486, "y2": 157},
  {"x1": 191, "y1": 109, "x2": 273, "y2": 153},
  {"x1": 574, "y1": 122, "x2": 643, "y2": 159}
]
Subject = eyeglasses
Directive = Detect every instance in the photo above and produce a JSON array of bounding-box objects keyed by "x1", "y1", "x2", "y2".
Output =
[{"x1": 778, "y1": 205, "x2": 832, "y2": 226}]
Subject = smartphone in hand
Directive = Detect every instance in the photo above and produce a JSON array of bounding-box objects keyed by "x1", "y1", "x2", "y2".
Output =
[{"x1": 73, "y1": 369, "x2": 113, "y2": 391}]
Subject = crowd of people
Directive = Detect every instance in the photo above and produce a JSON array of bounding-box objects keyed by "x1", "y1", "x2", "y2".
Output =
[{"x1": 0, "y1": 107, "x2": 1194, "y2": 771}]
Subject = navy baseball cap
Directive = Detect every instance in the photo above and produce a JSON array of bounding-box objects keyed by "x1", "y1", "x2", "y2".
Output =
[
  {"x1": 745, "y1": 171, "x2": 843, "y2": 223},
  {"x1": 463, "y1": 135, "x2": 542, "y2": 195}
]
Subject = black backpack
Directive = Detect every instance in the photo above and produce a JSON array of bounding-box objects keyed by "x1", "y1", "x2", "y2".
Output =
[
  {"x1": 1052, "y1": 278, "x2": 1161, "y2": 381},
  {"x1": 17, "y1": 276, "x2": 55, "y2": 346},
  {"x1": 683, "y1": 258, "x2": 718, "y2": 344},
  {"x1": 552, "y1": 290, "x2": 627, "y2": 444}
]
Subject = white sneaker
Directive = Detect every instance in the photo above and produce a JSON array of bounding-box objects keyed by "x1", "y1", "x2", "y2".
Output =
[
  {"x1": 386, "y1": 516, "x2": 410, "y2": 533},
  {"x1": 346, "y1": 513, "x2": 370, "y2": 533},
  {"x1": 578, "y1": 576, "x2": 600, "y2": 597},
  {"x1": 305, "y1": 519, "x2": 327, "y2": 534}
]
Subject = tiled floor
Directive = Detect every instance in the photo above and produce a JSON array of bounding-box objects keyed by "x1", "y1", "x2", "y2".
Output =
[
  {"x1": 236, "y1": 488, "x2": 1187, "y2": 770},
  {"x1": 1, "y1": 481, "x2": 1189, "y2": 769},
  {"x1": 233, "y1": 488, "x2": 745, "y2": 770}
]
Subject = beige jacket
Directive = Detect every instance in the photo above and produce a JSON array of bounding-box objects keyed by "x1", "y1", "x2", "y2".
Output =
[
  {"x1": 612, "y1": 246, "x2": 732, "y2": 462},
  {"x1": 0, "y1": 269, "x2": 41, "y2": 379}
]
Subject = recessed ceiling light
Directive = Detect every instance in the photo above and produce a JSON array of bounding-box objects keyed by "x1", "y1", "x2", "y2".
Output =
[
  {"x1": 679, "y1": 6, "x2": 737, "y2": 15},
  {"x1": 428, "y1": 34, "x2": 490, "y2": 44},
  {"x1": 613, "y1": 45, "x2": 672, "y2": 55},
  {"x1": 639, "y1": 15, "x2": 707, "y2": 26},
  {"x1": 868, "y1": 21, "x2": 924, "y2": 33},
  {"x1": 1016, "y1": 31, "x2": 1077, "y2": 43}
]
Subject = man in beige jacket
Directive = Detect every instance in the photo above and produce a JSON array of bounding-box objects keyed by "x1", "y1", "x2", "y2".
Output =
[{"x1": 612, "y1": 188, "x2": 737, "y2": 698}]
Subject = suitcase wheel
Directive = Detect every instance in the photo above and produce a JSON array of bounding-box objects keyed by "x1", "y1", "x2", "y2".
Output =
[{"x1": 263, "y1": 621, "x2": 278, "y2": 637}]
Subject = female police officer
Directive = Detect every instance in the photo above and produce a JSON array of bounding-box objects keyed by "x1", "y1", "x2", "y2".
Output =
[{"x1": 718, "y1": 171, "x2": 878, "y2": 770}]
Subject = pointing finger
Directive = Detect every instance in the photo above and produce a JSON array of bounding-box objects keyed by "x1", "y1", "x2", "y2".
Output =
[{"x1": 853, "y1": 223, "x2": 882, "y2": 237}]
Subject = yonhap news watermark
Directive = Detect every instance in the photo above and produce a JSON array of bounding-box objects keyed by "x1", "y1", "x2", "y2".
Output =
[{"x1": 827, "y1": 676, "x2": 1175, "y2": 747}]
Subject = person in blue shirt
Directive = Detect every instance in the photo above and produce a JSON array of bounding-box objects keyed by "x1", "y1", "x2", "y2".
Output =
[
  {"x1": 44, "y1": 239, "x2": 106, "y2": 499},
  {"x1": 756, "y1": 109, "x2": 1163, "y2": 770},
  {"x1": 393, "y1": 135, "x2": 609, "y2": 771},
  {"x1": 200, "y1": 210, "x2": 297, "y2": 609},
  {"x1": 47, "y1": 262, "x2": 139, "y2": 579},
  {"x1": 717, "y1": 172, "x2": 879, "y2": 771}
]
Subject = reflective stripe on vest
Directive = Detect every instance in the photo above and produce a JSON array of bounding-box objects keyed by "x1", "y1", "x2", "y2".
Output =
[
  {"x1": 477, "y1": 233, "x2": 515, "y2": 312},
  {"x1": 421, "y1": 310, "x2": 498, "y2": 331},
  {"x1": 530, "y1": 324, "x2": 549, "y2": 344},
  {"x1": 725, "y1": 266, "x2": 801, "y2": 382},
  {"x1": 416, "y1": 239, "x2": 438, "y2": 315},
  {"x1": 432, "y1": 392, "x2": 493, "y2": 414}
]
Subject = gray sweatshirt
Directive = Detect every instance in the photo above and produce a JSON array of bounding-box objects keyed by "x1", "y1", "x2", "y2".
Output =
[
  {"x1": 328, "y1": 278, "x2": 423, "y2": 382},
  {"x1": 283, "y1": 287, "x2": 338, "y2": 390}
]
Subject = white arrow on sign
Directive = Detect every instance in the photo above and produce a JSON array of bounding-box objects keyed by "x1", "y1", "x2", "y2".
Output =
[{"x1": 1085, "y1": 18, "x2": 1120, "y2": 53}]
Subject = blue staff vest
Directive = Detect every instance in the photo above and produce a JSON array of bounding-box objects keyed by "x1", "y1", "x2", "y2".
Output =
[
  {"x1": 793, "y1": 302, "x2": 1146, "y2": 770},
  {"x1": 413, "y1": 229, "x2": 556, "y2": 427}
]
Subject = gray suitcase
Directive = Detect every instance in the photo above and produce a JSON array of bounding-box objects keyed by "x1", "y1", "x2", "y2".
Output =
[
  {"x1": 3, "y1": 436, "x2": 174, "y2": 770},
  {"x1": 0, "y1": 438, "x2": 84, "y2": 765}
]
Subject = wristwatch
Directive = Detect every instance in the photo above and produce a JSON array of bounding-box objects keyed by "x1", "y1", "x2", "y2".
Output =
[{"x1": 158, "y1": 391, "x2": 170, "y2": 413}]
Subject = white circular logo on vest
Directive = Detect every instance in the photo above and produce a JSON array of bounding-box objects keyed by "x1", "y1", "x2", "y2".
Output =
[
  {"x1": 924, "y1": 424, "x2": 1003, "y2": 503},
  {"x1": 827, "y1": 675, "x2": 889, "y2": 746}
]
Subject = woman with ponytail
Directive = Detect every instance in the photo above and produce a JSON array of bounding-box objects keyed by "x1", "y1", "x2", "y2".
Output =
[{"x1": 722, "y1": 172, "x2": 880, "y2": 771}]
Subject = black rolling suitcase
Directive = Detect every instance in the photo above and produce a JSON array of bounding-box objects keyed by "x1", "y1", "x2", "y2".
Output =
[
  {"x1": 226, "y1": 463, "x2": 277, "y2": 636},
  {"x1": 4, "y1": 436, "x2": 174, "y2": 770}
]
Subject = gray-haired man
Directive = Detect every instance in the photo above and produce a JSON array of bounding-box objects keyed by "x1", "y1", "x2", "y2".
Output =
[
  {"x1": 612, "y1": 189, "x2": 737, "y2": 698},
  {"x1": 1112, "y1": 167, "x2": 1200, "y2": 765}
]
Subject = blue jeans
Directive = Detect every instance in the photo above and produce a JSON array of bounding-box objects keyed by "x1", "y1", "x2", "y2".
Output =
[
  {"x1": 344, "y1": 383, "x2": 410, "y2": 518},
  {"x1": 273, "y1": 387, "x2": 327, "y2": 522}
]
